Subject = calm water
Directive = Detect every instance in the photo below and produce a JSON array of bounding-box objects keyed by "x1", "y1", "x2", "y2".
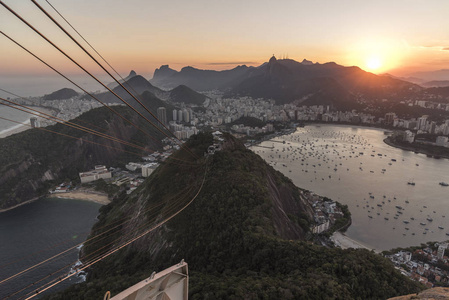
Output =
[
  {"x1": 0, "y1": 105, "x2": 34, "y2": 134},
  {"x1": 0, "y1": 198, "x2": 101, "y2": 299},
  {"x1": 252, "y1": 124, "x2": 449, "y2": 251}
]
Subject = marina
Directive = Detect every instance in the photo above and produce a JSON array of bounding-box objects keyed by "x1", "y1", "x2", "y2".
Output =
[{"x1": 252, "y1": 124, "x2": 449, "y2": 250}]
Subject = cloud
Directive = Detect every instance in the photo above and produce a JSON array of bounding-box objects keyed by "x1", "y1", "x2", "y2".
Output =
[
  {"x1": 206, "y1": 61, "x2": 257, "y2": 66},
  {"x1": 417, "y1": 45, "x2": 449, "y2": 51}
]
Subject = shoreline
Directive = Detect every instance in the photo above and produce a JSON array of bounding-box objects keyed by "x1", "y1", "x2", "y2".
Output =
[
  {"x1": 331, "y1": 231, "x2": 379, "y2": 253},
  {"x1": 52, "y1": 190, "x2": 110, "y2": 205},
  {"x1": 383, "y1": 137, "x2": 449, "y2": 160},
  {"x1": 0, "y1": 197, "x2": 41, "y2": 213},
  {"x1": 0, "y1": 106, "x2": 56, "y2": 139},
  {"x1": 0, "y1": 190, "x2": 109, "y2": 213}
]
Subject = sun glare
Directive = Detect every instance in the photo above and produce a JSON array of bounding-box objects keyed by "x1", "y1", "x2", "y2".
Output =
[{"x1": 366, "y1": 56, "x2": 382, "y2": 72}]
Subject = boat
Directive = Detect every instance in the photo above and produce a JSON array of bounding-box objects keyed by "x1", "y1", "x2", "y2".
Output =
[
  {"x1": 420, "y1": 222, "x2": 426, "y2": 226},
  {"x1": 403, "y1": 220, "x2": 409, "y2": 224},
  {"x1": 395, "y1": 205, "x2": 402, "y2": 209},
  {"x1": 407, "y1": 181, "x2": 415, "y2": 186},
  {"x1": 439, "y1": 182, "x2": 449, "y2": 186},
  {"x1": 391, "y1": 158, "x2": 396, "y2": 162},
  {"x1": 384, "y1": 217, "x2": 389, "y2": 220},
  {"x1": 438, "y1": 226, "x2": 444, "y2": 230},
  {"x1": 427, "y1": 217, "x2": 433, "y2": 222}
]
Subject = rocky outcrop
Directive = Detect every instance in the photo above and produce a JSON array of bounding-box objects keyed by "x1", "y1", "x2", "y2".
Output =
[{"x1": 389, "y1": 287, "x2": 449, "y2": 299}]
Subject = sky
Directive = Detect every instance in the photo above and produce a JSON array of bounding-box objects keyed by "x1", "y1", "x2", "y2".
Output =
[{"x1": 1, "y1": 0, "x2": 448, "y2": 96}]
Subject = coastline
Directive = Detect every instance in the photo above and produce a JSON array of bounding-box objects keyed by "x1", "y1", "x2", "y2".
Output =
[
  {"x1": 0, "y1": 197, "x2": 41, "y2": 213},
  {"x1": 331, "y1": 231, "x2": 378, "y2": 253},
  {"x1": 0, "y1": 190, "x2": 109, "y2": 213},
  {"x1": 383, "y1": 137, "x2": 449, "y2": 160},
  {"x1": 0, "y1": 106, "x2": 56, "y2": 138},
  {"x1": 52, "y1": 190, "x2": 110, "y2": 205}
]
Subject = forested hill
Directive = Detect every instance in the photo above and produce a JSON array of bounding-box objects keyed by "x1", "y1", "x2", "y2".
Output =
[
  {"x1": 0, "y1": 105, "x2": 166, "y2": 210},
  {"x1": 48, "y1": 133, "x2": 423, "y2": 299}
]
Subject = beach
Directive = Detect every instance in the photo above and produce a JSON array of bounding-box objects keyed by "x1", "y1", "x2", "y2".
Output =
[
  {"x1": 331, "y1": 231, "x2": 378, "y2": 252},
  {"x1": 53, "y1": 189, "x2": 110, "y2": 205},
  {"x1": 0, "y1": 106, "x2": 56, "y2": 138}
]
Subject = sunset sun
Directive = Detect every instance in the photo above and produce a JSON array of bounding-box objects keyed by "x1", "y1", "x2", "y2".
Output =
[{"x1": 366, "y1": 56, "x2": 382, "y2": 71}]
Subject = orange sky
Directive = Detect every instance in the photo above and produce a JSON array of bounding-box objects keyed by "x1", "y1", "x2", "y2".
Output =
[{"x1": 1, "y1": 0, "x2": 448, "y2": 82}]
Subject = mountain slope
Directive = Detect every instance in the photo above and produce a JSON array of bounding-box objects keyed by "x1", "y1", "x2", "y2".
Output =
[
  {"x1": 43, "y1": 88, "x2": 78, "y2": 100},
  {"x1": 229, "y1": 56, "x2": 421, "y2": 107},
  {"x1": 169, "y1": 85, "x2": 207, "y2": 105},
  {"x1": 96, "y1": 75, "x2": 166, "y2": 103},
  {"x1": 150, "y1": 65, "x2": 252, "y2": 91},
  {"x1": 47, "y1": 134, "x2": 423, "y2": 299},
  {"x1": 0, "y1": 106, "x2": 165, "y2": 210}
]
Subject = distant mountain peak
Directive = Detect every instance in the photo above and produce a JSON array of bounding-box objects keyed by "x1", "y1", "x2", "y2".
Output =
[
  {"x1": 301, "y1": 59, "x2": 314, "y2": 65},
  {"x1": 43, "y1": 88, "x2": 78, "y2": 100},
  {"x1": 269, "y1": 55, "x2": 277, "y2": 63},
  {"x1": 128, "y1": 70, "x2": 137, "y2": 78}
]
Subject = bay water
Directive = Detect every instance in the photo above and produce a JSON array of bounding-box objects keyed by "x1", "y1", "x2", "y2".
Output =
[
  {"x1": 0, "y1": 198, "x2": 101, "y2": 299},
  {"x1": 252, "y1": 124, "x2": 449, "y2": 251}
]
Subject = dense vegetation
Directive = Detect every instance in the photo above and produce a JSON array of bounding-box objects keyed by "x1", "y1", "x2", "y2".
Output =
[
  {"x1": 0, "y1": 105, "x2": 164, "y2": 209},
  {"x1": 46, "y1": 133, "x2": 423, "y2": 299},
  {"x1": 43, "y1": 88, "x2": 78, "y2": 100}
]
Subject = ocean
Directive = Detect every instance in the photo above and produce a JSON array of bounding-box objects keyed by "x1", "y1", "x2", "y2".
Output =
[
  {"x1": 0, "y1": 105, "x2": 35, "y2": 136},
  {"x1": 252, "y1": 124, "x2": 449, "y2": 251},
  {"x1": 0, "y1": 198, "x2": 101, "y2": 299}
]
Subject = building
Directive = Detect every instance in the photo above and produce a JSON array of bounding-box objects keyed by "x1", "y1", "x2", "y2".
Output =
[
  {"x1": 403, "y1": 130, "x2": 415, "y2": 143},
  {"x1": 437, "y1": 244, "x2": 447, "y2": 260},
  {"x1": 30, "y1": 117, "x2": 39, "y2": 128},
  {"x1": 182, "y1": 109, "x2": 190, "y2": 123},
  {"x1": 173, "y1": 109, "x2": 177, "y2": 121},
  {"x1": 157, "y1": 107, "x2": 167, "y2": 127},
  {"x1": 417, "y1": 115, "x2": 429, "y2": 131},
  {"x1": 385, "y1": 112, "x2": 396, "y2": 125},
  {"x1": 79, "y1": 165, "x2": 112, "y2": 183},
  {"x1": 142, "y1": 163, "x2": 159, "y2": 177}
]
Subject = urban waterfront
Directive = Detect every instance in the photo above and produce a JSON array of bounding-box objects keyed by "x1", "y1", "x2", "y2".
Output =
[
  {"x1": 252, "y1": 124, "x2": 449, "y2": 251},
  {"x1": 0, "y1": 198, "x2": 101, "y2": 299}
]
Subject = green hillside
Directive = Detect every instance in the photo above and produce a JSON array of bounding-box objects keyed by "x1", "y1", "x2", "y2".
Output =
[{"x1": 45, "y1": 133, "x2": 423, "y2": 299}]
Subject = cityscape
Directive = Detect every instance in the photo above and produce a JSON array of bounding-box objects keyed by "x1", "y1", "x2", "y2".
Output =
[{"x1": 1, "y1": 0, "x2": 449, "y2": 299}]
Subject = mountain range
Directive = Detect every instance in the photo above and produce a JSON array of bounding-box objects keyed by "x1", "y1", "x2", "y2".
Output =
[
  {"x1": 150, "y1": 56, "x2": 424, "y2": 109},
  {"x1": 85, "y1": 75, "x2": 207, "y2": 107}
]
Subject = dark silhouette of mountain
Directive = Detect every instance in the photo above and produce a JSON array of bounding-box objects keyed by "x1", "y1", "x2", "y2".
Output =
[
  {"x1": 421, "y1": 80, "x2": 449, "y2": 88},
  {"x1": 150, "y1": 65, "x2": 252, "y2": 90},
  {"x1": 95, "y1": 75, "x2": 166, "y2": 104},
  {"x1": 106, "y1": 70, "x2": 137, "y2": 89},
  {"x1": 42, "y1": 88, "x2": 78, "y2": 100},
  {"x1": 151, "y1": 56, "x2": 421, "y2": 109},
  {"x1": 229, "y1": 56, "x2": 421, "y2": 108},
  {"x1": 151, "y1": 65, "x2": 177, "y2": 86},
  {"x1": 94, "y1": 75, "x2": 207, "y2": 108},
  {"x1": 408, "y1": 69, "x2": 449, "y2": 82},
  {"x1": 169, "y1": 85, "x2": 207, "y2": 105},
  {"x1": 426, "y1": 86, "x2": 449, "y2": 98}
]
